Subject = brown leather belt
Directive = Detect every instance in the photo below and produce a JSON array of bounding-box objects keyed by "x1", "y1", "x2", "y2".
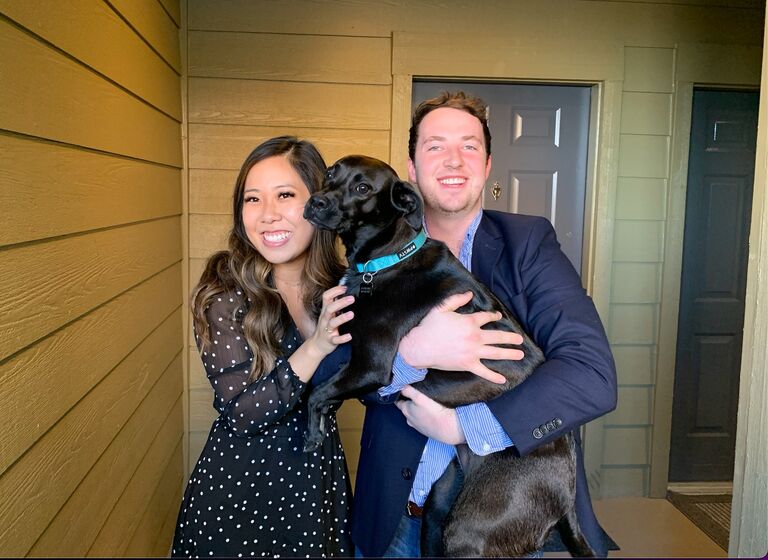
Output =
[{"x1": 406, "y1": 500, "x2": 423, "y2": 518}]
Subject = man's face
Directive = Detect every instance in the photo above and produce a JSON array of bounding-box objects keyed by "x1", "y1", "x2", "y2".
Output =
[{"x1": 408, "y1": 107, "x2": 491, "y2": 218}]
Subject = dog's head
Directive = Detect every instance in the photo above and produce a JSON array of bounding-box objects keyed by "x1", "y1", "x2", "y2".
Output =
[{"x1": 304, "y1": 155, "x2": 423, "y2": 257}]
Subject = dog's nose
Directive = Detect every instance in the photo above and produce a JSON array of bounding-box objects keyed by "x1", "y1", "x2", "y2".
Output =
[
  {"x1": 304, "y1": 194, "x2": 329, "y2": 220},
  {"x1": 308, "y1": 195, "x2": 328, "y2": 210}
]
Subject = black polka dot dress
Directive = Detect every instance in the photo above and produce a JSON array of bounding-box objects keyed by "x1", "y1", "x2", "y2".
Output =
[{"x1": 172, "y1": 293, "x2": 353, "y2": 558}]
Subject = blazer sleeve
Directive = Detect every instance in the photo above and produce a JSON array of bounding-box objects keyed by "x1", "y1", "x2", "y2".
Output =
[{"x1": 486, "y1": 217, "x2": 617, "y2": 456}]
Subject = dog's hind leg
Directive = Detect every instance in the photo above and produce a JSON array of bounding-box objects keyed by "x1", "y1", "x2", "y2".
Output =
[
  {"x1": 442, "y1": 451, "x2": 550, "y2": 557},
  {"x1": 556, "y1": 507, "x2": 595, "y2": 557},
  {"x1": 421, "y1": 456, "x2": 465, "y2": 557}
]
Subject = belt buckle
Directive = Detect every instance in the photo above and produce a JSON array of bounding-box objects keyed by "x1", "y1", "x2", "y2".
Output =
[{"x1": 406, "y1": 500, "x2": 422, "y2": 518}]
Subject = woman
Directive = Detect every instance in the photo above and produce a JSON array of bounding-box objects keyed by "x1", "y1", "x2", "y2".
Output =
[{"x1": 172, "y1": 136, "x2": 355, "y2": 557}]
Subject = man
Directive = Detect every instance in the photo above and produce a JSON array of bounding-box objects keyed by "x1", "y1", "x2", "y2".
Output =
[{"x1": 351, "y1": 91, "x2": 617, "y2": 557}]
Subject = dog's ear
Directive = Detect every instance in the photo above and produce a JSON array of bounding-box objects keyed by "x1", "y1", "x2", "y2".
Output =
[{"x1": 391, "y1": 180, "x2": 424, "y2": 230}]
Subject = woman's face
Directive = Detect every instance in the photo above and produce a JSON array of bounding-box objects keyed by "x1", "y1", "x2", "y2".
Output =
[{"x1": 241, "y1": 155, "x2": 315, "y2": 268}]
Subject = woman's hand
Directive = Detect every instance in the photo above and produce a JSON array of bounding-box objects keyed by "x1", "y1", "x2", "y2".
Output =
[
  {"x1": 290, "y1": 285, "x2": 353, "y2": 382},
  {"x1": 307, "y1": 285, "x2": 354, "y2": 357},
  {"x1": 395, "y1": 385, "x2": 465, "y2": 445},
  {"x1": 398, "y1": 291, "x2": 524, "y2": 384}
]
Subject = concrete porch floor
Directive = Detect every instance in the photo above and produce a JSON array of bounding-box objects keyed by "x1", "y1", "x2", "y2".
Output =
[{"x1": 544, "y1": 497, "x2": 727, "y2": 558}]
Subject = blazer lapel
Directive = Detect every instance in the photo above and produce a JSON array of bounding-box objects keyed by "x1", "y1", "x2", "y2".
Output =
[{"x1": 472, "y1": 214, "x2": 504, "y2": 291}]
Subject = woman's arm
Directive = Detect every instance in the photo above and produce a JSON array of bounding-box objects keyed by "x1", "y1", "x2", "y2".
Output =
[{"x1": 197, "y1": 286, "x2": 354, "y2": 436}]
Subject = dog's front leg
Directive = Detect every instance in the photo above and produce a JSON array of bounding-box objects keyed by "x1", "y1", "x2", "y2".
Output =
[
  {"x1": 304, "y1": 373, "x2": 345, "y2": 452},
  {"x1": 303, "y1": 347, "x2": 395, "y2": 452}
]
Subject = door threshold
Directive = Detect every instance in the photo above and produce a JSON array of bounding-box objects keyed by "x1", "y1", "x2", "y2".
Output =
[{"x1": 667, "y1": 481, "x2": 733, "y2": 495}]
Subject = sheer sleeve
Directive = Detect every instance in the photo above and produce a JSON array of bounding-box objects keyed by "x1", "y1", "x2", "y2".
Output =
[{"x1": 195, "y1": 292, "x2": 308, "y2": 436}]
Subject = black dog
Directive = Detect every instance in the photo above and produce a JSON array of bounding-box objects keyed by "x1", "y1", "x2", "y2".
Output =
[{"x1": 302, "y1": 155, "x2": 594, "y2": 557}]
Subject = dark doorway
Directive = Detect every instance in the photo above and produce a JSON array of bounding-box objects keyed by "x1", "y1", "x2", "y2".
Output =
[
  {"x1": 669, "y1": 88, "x2": 759, "y2": 482},
  {"x1": 411, "y1": 81, "x2": 591, "y2": 275}
]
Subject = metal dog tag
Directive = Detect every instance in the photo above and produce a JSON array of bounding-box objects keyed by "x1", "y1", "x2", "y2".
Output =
[{"x1": 360, "y1": 272, "x2": 375, "y2": 297}]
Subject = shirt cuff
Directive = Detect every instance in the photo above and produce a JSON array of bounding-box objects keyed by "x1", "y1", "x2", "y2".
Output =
[
  {"x1": 378, "y1": 353, "x2": 428, "y2": 396},
  {"x1": 456, "y1": 402, "x2": 514, "y2": 456}
]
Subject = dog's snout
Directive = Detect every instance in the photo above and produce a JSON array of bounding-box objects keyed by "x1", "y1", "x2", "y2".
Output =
[
  {"x1": 308, "y1": 195, "x2": 328, "y2": 210},
  {"x1": 304, "y1": 193, "x2": 329, "y2": 217},
  {"x1": 304, "y1": 193, "x2": 333, "y2": 224}
]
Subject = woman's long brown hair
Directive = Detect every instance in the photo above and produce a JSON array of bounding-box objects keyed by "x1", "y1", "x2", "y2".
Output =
[{"x1": 191, "y1": 136, "x2": 344, "y2": 382}]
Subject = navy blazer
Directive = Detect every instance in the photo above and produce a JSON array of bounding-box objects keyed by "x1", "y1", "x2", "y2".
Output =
[{"x1": 341, "y1": 211, "x2": 617, "y2": 557}]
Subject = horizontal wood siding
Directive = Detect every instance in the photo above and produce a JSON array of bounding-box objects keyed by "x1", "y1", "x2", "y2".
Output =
[
  {"x1": 1, "y1": 0, "x2": 181, "y2": 119},
  {"x1": 0, "y1": 0, "x2": 183, "y2": 555},
  {"x1": 188, "y1": 124, "x2": 390, "y2": 173},
  {"x1": 29, "y1": 362, "x2": 183, "y2": 556},
  {"x1": 108, "y1": 0, "x2": 182, "y2": 72},
  {"x1": 0, "y1": 218, "x2": 181, "y2": 360},
  {"x1": 189, "y1": 79, "x2": 390, "y2": 129},
  {"x1": 0, "y1": 134, "x2": 181, "y2": 245},
  {"x1": 0, "y1": 312, "x2": 182, "y2": 555},
  {"x1": 189, "y1": 31, "x2": 391, "y2": 84},
  {"x1": 0, "y1": 18, "x2": 181, "y2": 166},
  {"x1": 0, "y1": 264, "x2": 182, "y2": 476}
]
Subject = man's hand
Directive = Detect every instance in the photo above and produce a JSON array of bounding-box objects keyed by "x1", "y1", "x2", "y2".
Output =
[
  {"x1": 395, "y1": 385, "x2": 466, "y2": 445},
  {"x1": 398, "y1": 291, "x2": 524, "y2": 384}
]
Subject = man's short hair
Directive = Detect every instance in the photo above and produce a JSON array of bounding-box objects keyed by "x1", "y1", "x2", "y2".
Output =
[{"x1": 408, "y1": 91, "x2": 492, "y2": 161}]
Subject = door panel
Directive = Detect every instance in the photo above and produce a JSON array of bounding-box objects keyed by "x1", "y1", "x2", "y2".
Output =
[
  {"x1": 411, "y1": 82, "x2": 590, "y2": 275},
  {"x1": 669, "y1": 89, "x2": 758, "y2": 482}
]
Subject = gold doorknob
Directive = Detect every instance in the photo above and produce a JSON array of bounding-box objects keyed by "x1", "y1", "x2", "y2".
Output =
[{"x1": 492, "y1": 181, "x2": 502, "y2": 201}]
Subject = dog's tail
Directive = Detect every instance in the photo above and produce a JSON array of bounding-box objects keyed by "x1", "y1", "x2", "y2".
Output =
[{"x1": 557, "y1": 508, "x2": 596, "y2": 557}]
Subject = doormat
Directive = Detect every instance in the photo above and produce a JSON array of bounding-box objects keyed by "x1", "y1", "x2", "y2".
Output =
[{"x1": 666, "y1": 491, "x2": 731, "y2": 552}]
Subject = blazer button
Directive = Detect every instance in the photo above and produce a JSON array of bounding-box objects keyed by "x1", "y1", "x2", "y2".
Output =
[
  {"x1": 401, "y1": 468, "x2": 412, "y2": 480},
  {"x1": 546, "y1": 421, "x2": 556, "y2": 431},
  {"x1": 532, "y1": 428, "x2": 543, "y2": 439},
  {"x1": 554, "y1": 418, "x2": 563, "y2": 427}
]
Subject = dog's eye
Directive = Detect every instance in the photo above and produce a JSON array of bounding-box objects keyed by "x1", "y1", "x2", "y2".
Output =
[{"x1": 355, "y1": 183, "x2": 371, "y2": 194}]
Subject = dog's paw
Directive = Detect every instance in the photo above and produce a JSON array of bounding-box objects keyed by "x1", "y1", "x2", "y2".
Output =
[
  {"x1": 302, "y1": 437, "x2": 322, "y2": 453},
  {"x1": 303, "y1": 408, "x2": 328, "y2": 452}
]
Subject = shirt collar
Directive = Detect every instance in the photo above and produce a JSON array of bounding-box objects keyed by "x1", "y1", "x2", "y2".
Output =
[{"x1": 423, "y1": 210, "x2": 483, "y2": 272}]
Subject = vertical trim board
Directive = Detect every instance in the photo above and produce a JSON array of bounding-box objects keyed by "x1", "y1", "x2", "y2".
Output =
[
  {"x1": 650, "y1": 82, "x2": 694, "y2": 497},
  {"x1": 729, "y1": 13, "x2": 768, "y2": 555}
]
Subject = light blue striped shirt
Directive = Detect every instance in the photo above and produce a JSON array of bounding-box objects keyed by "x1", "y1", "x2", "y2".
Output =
[{"x1": 379, "y1": 209, "x2": 514, "y2": 506}]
